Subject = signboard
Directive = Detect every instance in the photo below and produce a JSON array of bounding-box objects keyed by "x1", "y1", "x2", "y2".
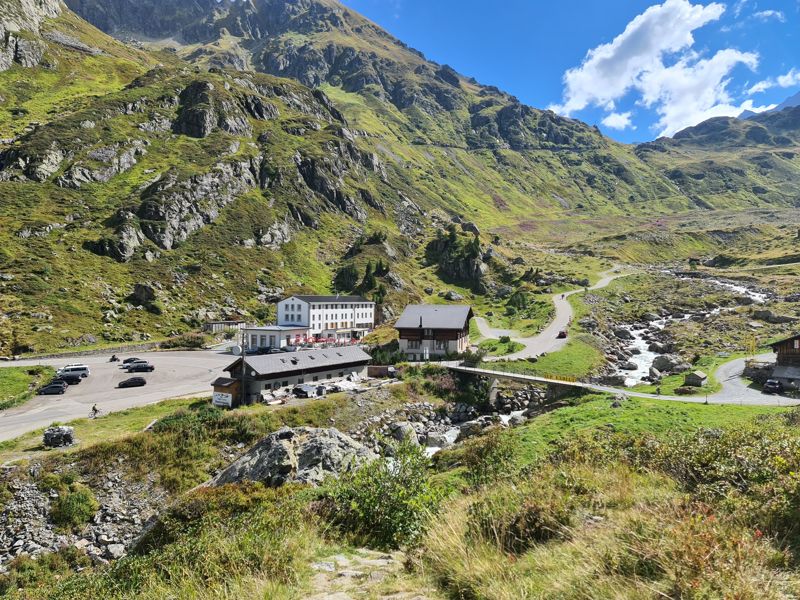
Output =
[{"x1": 212, "y1": 391, "x2": 233, "y2": 408}]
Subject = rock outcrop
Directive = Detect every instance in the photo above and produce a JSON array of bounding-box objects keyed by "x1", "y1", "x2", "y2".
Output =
[
  {"x1": 137, "y1": 156, "x2": 264, "y2": 250},
  {"x1": 211, "y1": 427, "x2": 376, "y2": 487},
  {"x1": 43, "y1": 426, "x2": 74, "y2": 448}
]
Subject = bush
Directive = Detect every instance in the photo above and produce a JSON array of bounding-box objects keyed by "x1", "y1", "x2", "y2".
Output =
[
  {"x1": 499, "y1": 335, "x2": 511, "y2": 344},
  {"x1": 0, "y1": 547, "x2": 91, "y2": 596},
  {"x1": 462, "y1": 428, "x2": 518, "y2": 487},
  {"x1": 466, "y1": 484, "x2": 574, "y2": 554},
  {"x1": 50, "y1": 483, "x2": 99, "y2": 530},
  {"x1": 322, "y1": 441, "x2": 443, "y2": 548},
  {"x1": 160, "y1": 333, "x2": 209, "y2": 349}
]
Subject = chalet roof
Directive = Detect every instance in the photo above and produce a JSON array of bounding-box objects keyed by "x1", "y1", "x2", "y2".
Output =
[
  {"x1": 688, "y1": 371, "x2": 708, "y2": 379},
  {"x1": 773, "y1": 366, "x2": 800, "y2": 380},
  {"x1": 224, "y1": 346, "x2": 371, "y2": 377},
  {"x1": 770, "y1": 333, "x2": 800, "y2": 349},
  {"x1": 289, "y1": 295, "x2": 371, "y2": 304},
  {"x1": 394, "y1": 305, "x2": 474, "y2": 330}
]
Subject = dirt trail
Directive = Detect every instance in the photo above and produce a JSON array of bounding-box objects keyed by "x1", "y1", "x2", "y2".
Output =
[{"x1": 306, "y1": 548, "x2": 441, "y2": 600}]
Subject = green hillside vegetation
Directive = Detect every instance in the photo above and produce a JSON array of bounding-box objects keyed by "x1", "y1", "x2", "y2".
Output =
[{"x1": 1, "y1": 389, "x2": 796, "y2": 598}]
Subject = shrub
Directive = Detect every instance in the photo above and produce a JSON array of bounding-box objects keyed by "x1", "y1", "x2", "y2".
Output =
[
  {"x1": 499, "y1": 335, "x2": 511, "y2": 344},
  {"x1": 160, "y1": 333, "x2": 209, "y2": 349},
  {"x1": 322, "y1": 441, "x2": 443, "y2": 548},
  {"x1": 50, "y1": 483, "x2": 99, "y2": 530},
  {"x1": 462, "y1": 428, "x2": 518, "y2": 487},
  {"x1": 0, "y1": 547, "x2": 91, "y2": 596},
  {"x1": 466, "y1": 484, "x2": 574, "y2": 553}
]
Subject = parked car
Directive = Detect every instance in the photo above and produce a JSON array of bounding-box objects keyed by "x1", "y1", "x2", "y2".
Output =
[
  {"x1": 127, "y1": 362, "x2": 155, "y2": 373},
  {"x1": 282, "y1": 346, "x2": 299, "y2": 353},
  {"x1": 292, "y1": 384, "x2": 326, "y2": 399},
  {"x1": 763, "y1": 379, "x2": 784, "y2": 395},
  {"x1": 122, "y1": 357, "x2": 141, "y2": 365},
  {"x1": 556, "y1": 330, "x2": 568, "y2": 339},
  {"x1": 118, "y1": 377, "x2": 147, "y2": 388},
  {"x1": 57, "y1": 364, "x2": 90, "y2": 378},
  {"x1": 51, "y1": 373, "x2": 82, "y2": 385},
  {"x1": 39, "y1": 383, "x2": 67, "y2": 395}
]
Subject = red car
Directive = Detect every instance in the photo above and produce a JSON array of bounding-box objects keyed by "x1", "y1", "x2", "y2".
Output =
[{"x1": 557, "y1": 330, "x2": 568, "y2": 339}]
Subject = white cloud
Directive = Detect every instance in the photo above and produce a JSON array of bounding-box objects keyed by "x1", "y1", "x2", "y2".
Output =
[
  {"x1": 601, "y1": 111, "x2": 635, "y2": 130},
  {"x1": 753, "y1": 9, "x2": 786, "y2": 21},
  {"x1": 733, "y1": 0, "x2": 749, "y2": 18},
  {"x1": 550, "y1": 0, "x2": 762, "y2": 137},
  {"x1": 550, "y1": 0, "x2": 726, "y2": 116},
  {"x1": 748, "y1": 68, "x2": 800, "y2": 94}
]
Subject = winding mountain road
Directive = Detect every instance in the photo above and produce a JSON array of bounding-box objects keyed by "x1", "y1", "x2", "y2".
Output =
[
  {"x1": 474, "y1": 268, "x2": 629, "y2": 360},
  {"x1": 471, "y1": 270, "x2": 790, "y2": 406}
]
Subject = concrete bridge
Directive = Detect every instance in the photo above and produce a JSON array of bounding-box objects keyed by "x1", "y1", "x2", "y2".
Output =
[{"x1": 447, "y1": 363, "x2": 800, "y2": 407}]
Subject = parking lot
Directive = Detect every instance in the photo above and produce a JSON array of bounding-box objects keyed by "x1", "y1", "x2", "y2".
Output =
[{"x1": 0, "y1": 350, "x2": 233, "y2": 442}]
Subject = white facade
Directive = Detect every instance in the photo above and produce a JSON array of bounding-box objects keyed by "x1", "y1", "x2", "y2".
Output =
[
  {"x1": 277, "y1": 296, "x2": 375, "y2": 340},
  {"x1": 243, "y1": 326, "x2": 309, "y2": 349}
]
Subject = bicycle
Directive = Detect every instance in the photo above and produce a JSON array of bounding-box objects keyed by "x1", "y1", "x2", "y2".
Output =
[{"x1": 89, "y1": 408, "x2": 104, "y2": 419}]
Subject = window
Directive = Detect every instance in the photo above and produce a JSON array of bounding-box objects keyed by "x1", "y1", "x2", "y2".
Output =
[
  {"x1": 795, "y1": 340, "x2": 800, "y2": 350},
  {"x1": 424, "y1": 329, "x2": 433, "y2": 336},
  {"x1": 339, "y1": 371, "x2": 344, "y2": 377},
  {"x1": 435, "y1": 340, "x2": 447, "y2": 350},
  {"x1": 326, "y1": 373, "x2": 332, "y2": 379},
  {"x1": 313, "y1": 376, "x2": 319, "y2": 382},
  {"x1": 408, "y1": 340, "x2": 421, "y2": 349},
  {"x1": 282, "y1": 381, "x2": 288, "y2": 387},
  {"x1": 298, "y1": 378, "x2": 304, "y2": 384},
  {"x1": 250, "y1": 334, "x2": 258, "y2": 347}
]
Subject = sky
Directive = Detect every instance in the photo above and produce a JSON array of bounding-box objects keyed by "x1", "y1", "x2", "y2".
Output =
[{"x1": 342, "y1": 0, "x2": 800, "y2": 142}]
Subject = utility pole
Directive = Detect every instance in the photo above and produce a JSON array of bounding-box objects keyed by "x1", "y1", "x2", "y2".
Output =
[{"x1": 240, "y1": 328, "x2": 247, "y2": 407}]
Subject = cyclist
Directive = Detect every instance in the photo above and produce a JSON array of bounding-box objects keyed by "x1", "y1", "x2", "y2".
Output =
[{"x1": 90, "y1": 404, "x2": 99, "y2": 419}]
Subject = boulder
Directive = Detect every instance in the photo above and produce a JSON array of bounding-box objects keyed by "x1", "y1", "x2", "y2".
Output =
[
  {"x1": 43, "y1": 426, "x2": 75, "y2": 448},
  {"x1": 613, "y1": 327, "x2": 634, "y2": 340},
  {"x1": 619, "y1": 361, "x2": 638, "y2": 371},
  {"x1": 211, "y1": 427, "x2": 376, "y2": 487},
  {"x1": 129, "y1": 283, "x2": 156, "y2": 306},
  {"x1": 652, "y1": 355, "x2": 680, "y2": 373},
  {"x1": 389, "y1": 421, "x2": 419, "y2": 445},
  {"x1": 444, "y1": 290, "x2": 464, "y2": 301}
]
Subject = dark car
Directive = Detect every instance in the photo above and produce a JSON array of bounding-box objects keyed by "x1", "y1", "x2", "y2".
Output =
[
  {"x1": 127, "y1": 362, "x2": 155, "y2": 373},
  {"x1": 763, "y1": 379, "x2": 784, "y2": 395},
  {"x1": 122, "y1": 357, "x2": 141, "y2": 365},
  {"x1": 292, "y1": 384, "x2": 326, "y2": 399},
  {"x1": 557, "y1": 330, "x2": 568, "y2": 339},
  {"x1": 118, "y1": 377, "x2": 147, "y2": 388},
  {"x1": 39, "y1": 383, "x2": 66, "y2": 395},
  {"x1": 52, "y1": 374, "x2": 82, "y2": 385}
]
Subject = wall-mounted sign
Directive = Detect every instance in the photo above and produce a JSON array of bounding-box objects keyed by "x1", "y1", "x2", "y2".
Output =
[{"x1": 212, "y1": 391, "x2": 233, "y2": 408}]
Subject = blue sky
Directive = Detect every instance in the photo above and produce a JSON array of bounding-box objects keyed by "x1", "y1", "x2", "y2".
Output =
[{"x1": 342, "y1": 0, "x2": 800, "y2": 142}]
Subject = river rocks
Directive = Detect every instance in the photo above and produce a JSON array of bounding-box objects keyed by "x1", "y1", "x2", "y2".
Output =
[
  {"x1": 651, "y1": 355, "x2": 679, "y2": 373},
  {"x1": 619, "y1": 361, "x2": 638, "y2": 371},
  {"x1": 389, "y1": 422, "x2": 418, "y2": 445},
  {"x1": 613, "y1": 327, "x2": 634, "y2": 340},
  {"x1": 43, "y1": 427, "x2": 75, "y2": 448},
  {"x1": 211, "y1": 427, "x2": 376, "y2": 487}
]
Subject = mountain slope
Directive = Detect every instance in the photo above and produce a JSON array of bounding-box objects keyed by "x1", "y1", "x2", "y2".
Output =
[{"x1": 1, "y1": 0, "x2": 800, "y2": 354}]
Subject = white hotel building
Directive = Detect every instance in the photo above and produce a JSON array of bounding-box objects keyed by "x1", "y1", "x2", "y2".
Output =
[
  {"x1": 242, "y1": 296, "x2": 376, "y2": 350},
  {"x1": 277, "y1": 295, "x2": 376, "y2": 342}
]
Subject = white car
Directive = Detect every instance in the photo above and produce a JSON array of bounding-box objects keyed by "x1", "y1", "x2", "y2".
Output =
[{"x1": 57, "y1": 364, "x2": 91, "y2": 378}]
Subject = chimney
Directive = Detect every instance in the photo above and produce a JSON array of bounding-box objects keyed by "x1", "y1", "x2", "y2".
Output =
[{"x1": 419, "y1": 315, "x2": 423, "y2": 328}]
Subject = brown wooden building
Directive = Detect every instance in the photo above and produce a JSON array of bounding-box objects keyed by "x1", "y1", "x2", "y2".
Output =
[
  {"x1": 394, "y1": 305, "x2": 474, "y2": 361},
  {"x1": 771, "y1": 334, "x2": 800, "y2": 367},
  {"x1": 769, "y1": 334, "x2": 800, "y2": 389}
]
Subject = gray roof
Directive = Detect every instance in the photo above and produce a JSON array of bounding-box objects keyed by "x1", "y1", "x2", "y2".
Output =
[
  {"x1": 245, "y1": 325, "x2": 309, "y2": 332},
  {"x1": 394, "y1": 305, "x2": 473, "y2": 330},
  {"x1": 292, "y1": 295, "x2": 371, "y2": 304},
  {"x1": 773, "y1": 366, "x2": 800, "y2": 380},
  {"x1": 226, "y1": 346, "x2": 371, "y2": 376}
]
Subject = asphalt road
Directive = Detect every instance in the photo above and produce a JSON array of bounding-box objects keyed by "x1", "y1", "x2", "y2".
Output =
[
  {"x1": 475, "y1": 268, "x2": 629, "y2": 361},
  {"x1": 0, "y1": 350, "x2": 234, "y2": 442},
  {"x1": 454, "y1": 353, "x2": 795, "y2": 407}
]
